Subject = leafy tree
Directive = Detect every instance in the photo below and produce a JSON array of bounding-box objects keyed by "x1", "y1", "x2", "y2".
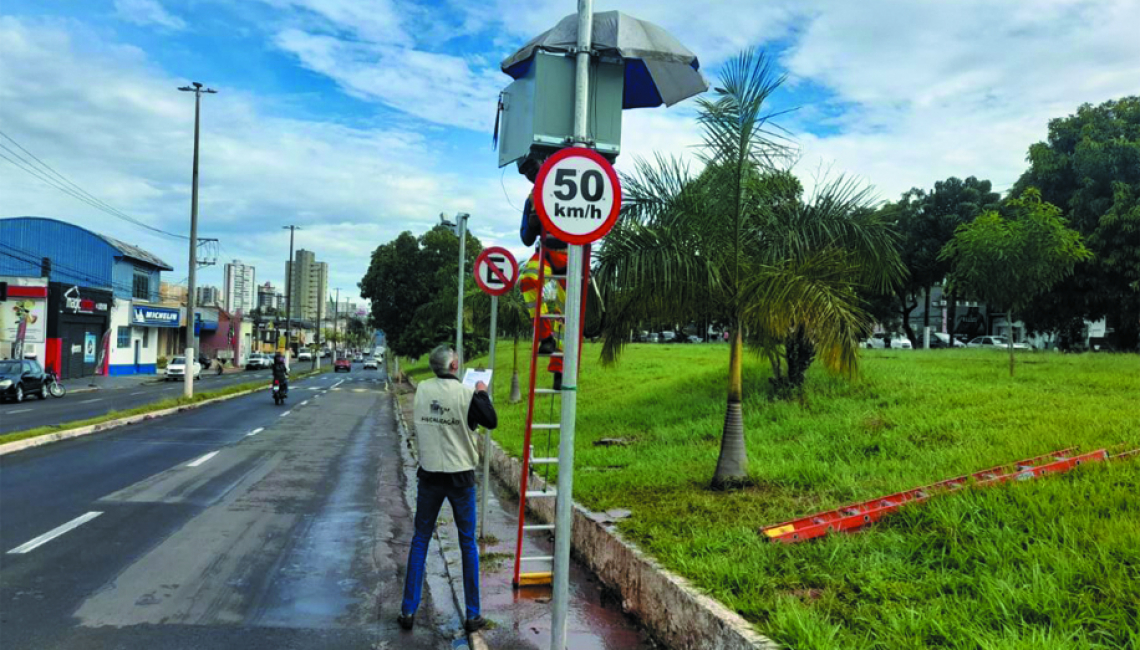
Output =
[
  {"x1": 1012, "y1": 96, "x2": 1140, "y2": 349},
  {"x1": 595, "y1": 50, "x2": 903, "y2": 489},
  {"x1": 877, "y1": 176, "x2": 1000, "y2": 342},
  {"x1": 940, "y1": 189, "x2": 1092, "y2": 375}
]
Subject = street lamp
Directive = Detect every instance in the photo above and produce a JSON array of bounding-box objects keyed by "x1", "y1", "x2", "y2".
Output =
[{"x1": 439, "y1": 212, "x2": 469, "y2": 373}]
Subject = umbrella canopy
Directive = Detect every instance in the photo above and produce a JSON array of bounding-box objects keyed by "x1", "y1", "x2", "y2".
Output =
[{"x1": 501, "y1": 11, "x2": 708, "y2": 109}]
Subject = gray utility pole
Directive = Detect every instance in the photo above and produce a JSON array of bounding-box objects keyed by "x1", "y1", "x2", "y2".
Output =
[
  {"x1": 478, "y1": 293, "x2": 498, "y2": 539},
  {"x1": 178, "y1": 81, "x2": 217, "y2": 398},
  {"x1": 282, "y1": 225, "x2": 299, "y2": 358},
  {"x1": 551, "y1": 1, "x2": 593, "y2": 647},
  {"x1": 333, "y1": 287, "x2": 341, "y2": 361},
  {"x1": 440, "y1": 212, "x2": 470, "y2": 373},
  {"x1": 314, "y1": 290, "x2": 322, "y2": 370}
]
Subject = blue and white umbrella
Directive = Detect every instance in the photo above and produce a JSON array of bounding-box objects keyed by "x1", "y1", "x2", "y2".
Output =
[{"x1": 501, "y1": 11, "x2": 708, "y2": 109}]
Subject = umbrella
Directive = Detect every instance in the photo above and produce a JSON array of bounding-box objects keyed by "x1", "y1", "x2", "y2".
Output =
[{"x1": 501, "y1": 11, "x2": 708, "y2": 109}]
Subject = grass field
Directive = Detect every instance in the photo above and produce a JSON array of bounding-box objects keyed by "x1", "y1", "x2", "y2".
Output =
[{"x1": 408, "y1": 344, "x2": 1140, "y2": 649}]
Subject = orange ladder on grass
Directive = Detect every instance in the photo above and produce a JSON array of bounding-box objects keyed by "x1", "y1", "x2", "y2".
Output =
[{"x1": 511, "y1": 235, "x2": 591, "y2": 588}]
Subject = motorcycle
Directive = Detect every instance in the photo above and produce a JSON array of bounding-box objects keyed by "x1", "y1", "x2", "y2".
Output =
[
  {"x1": 272, "y1": 378, "x2": 287, "y2": 405},
  {"x1": 45, "y1": 368, "x2": 66, "y2": 398}
]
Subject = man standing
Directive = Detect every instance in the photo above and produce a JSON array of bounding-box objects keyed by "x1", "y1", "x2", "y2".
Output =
[{"x1": 399, "y1": 345, "x2": 497, "y2": 633}]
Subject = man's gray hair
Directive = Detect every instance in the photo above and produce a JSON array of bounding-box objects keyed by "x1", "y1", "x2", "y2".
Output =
[{"x1": 429, "y1": 345, "x2": 456, "y2": 376}]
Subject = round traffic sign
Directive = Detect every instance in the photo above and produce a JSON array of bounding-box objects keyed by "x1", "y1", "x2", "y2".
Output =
[
  {"x1": 473, "y1": 247, "x2": 519, "y2": 297},
  {"x1": 533, "y1": 147, "x2": 622, "y2": 245}
]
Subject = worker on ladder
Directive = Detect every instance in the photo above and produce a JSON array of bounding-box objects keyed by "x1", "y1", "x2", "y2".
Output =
[{"x1": 518, "y1": 156, "x2": 566, "y2": 390}]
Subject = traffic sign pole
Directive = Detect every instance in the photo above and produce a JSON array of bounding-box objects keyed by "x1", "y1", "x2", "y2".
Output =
[{"x1": 480, "y1": 293, "x2": 498, "y2": 539}]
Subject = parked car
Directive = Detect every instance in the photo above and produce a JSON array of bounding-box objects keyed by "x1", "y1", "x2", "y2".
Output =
[
  {"x1": 686, "y1": 335, "x2": 703, "y2": 344},
  {"x1": 354, "y1": 354, "x2": 364, "y2": 362},
  {"x1": 967, "y1": 336, "x2": 1031, "y2": 350},
  {"x1": 297, "y1": 350, "x2": 313, "y2": 362},
  {"x1": 659, "y1": 331, "x2": 677, "y2": 343},
  {"x1": 334, "y1": 358, "x2": 352, "y2": 373},
  {"x1": 363, "y1": 358, "x2": 379, "y2": 370},
  {"x1": 928, "y1": 332, "x2": 966, "y2": 349},
  {"x1": 0, "y1": 359, "x2": 47, "y2": 403},
  {"x1": 165, "y1": 356, "x2": 201, "y2": 381},
  {"x1": 646, "y1": 333, "x2": 660, "y2": 344},
  {"x1": 245, "y1": 353, "x2": 270, "y2": 370},
  {"x1": 866, "y1": 333, "x2": 913, "y2": 349}
]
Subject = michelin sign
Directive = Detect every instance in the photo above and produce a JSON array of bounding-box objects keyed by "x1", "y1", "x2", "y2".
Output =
[{"x1": 132, "y1": 305, "x2": 181, "y2": 327}]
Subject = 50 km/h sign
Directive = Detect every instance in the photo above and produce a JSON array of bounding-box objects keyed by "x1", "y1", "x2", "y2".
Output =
[
  {"x1": 473, "y1": 247, "x2": 519, "y2": 297},
  {"x1": 534, "y1": 147, "x2": 622, "y2": 245}
]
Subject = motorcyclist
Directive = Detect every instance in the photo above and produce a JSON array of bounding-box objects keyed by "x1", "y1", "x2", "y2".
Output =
[{"x1": 272, "y1": 351, "x2": 289, "y2": 396}]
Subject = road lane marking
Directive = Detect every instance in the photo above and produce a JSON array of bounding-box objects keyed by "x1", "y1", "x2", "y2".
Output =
[
  {"x1": 8, "y1": 511, "x2": 103, "y2": 555},
  {"x1": 79, "y1": 398, "x2": 102, "y2": 404},
  {"x1": 186, "y1": 451, "x2": 219, "y2": 467},
  {"x1": 300, "y1": 400, "x2": 309, "y2": 406},
  {"x1": 280, "y1": 410, "x2": 292, "y2": 417},
  {"x1": 331, "y1": 379, "x2": 345, "y2": 389},
  {"x1": 129, "y1": 391, "x2": 146, "y2": 396},
  {"x1": 246, "y1": 427, "x2": 265, "y2": 437},
  {"x1": 8, "y1": 408, "x2": 32, "y2": 414}
]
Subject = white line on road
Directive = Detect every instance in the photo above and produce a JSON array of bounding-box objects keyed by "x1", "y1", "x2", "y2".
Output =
[
  {"x1": 246, "y1": 427, "x2": 265, "y2": 437},
  {"x1": 129, "y1": 391, "x2": 146, "y2": 396},
  {"x1": 331, "y1": 379, "x2": 345, "y2": 389},
  {"x1": 186, "y1": 451, "x2": 219, "y2": 467},
  {"x1": 300, "y1": 400, "x2": 309, "y2": 406},
  {"x1": 7, "y1": 511, "x2": 103, "y2": 555},
  {"x1": 280, "y1": 410, "x2": 292, "y2": 417},
  {"x1": 8, "y1": 408, "x2": 32, "y2": 414},
  {"x1": 79, "y1": 398, "x2": 102, "y2": 404}
]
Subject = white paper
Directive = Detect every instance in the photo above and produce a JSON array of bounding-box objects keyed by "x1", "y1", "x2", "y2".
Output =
[{"x1": 462, "y1": 368, "x2": 493, "y2": 390}]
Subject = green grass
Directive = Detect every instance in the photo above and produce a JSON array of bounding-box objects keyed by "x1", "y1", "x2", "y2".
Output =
[
  {"x1": 0, "y1": 366, "x2": 330, "y2": 447},
  {"x1": 461, "y1": 343, "x2": 1140, "y2": 649}
]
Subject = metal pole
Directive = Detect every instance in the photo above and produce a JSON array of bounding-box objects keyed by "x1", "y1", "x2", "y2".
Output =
[
  {"x1": 333, "y1": 287, "x2": 340, "y2": 361},
  {"x1": 184, "y1": 89, "x2": 201, "y2": 398},
  {"x1": 284, "y1": 226, "x2": 297, "y2": 359},
  {"x1": 314, "y1": 290, "x2": 322, "y2": 371},
  {"x1": 479, "y1": 294, "x2": 498, "y2": 539},
  {"x1": 552, "y1": 1, "x2": 593, "y2": 647},
  {"x1": 456, "y1": 213, "x2": 468, "y2": 374}
]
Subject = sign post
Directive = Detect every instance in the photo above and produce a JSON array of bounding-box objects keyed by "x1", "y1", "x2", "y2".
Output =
[{"x1": 473, "y1": 246, "x2": 519, "y2": 538}]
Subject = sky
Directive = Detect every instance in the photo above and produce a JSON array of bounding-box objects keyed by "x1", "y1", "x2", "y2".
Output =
[{"x1": 2, "y1": 0, "x2": 1138, "y2": 310}]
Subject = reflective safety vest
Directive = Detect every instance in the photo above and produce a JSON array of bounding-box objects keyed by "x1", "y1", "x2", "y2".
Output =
[{"x1": 412, "y1": 377, "x2": 479, "y2": 474}]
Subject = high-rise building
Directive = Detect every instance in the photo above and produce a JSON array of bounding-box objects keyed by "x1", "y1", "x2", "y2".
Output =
[
  {"x1": 195, "y1": 285, "x2": 221, "y2": 307},
  {"x1": 224, "y1": 260, "x2": 256, "y2": 314},
  {"x1": 257, "y1": 281, "x2": 283, "y2": 312},
  {"x1": 284, "y1": 249, "x2": 328, "y2": 321}
]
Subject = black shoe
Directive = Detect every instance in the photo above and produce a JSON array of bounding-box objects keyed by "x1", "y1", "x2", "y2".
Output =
[
  {"x1": 464, "y1": 616, "x2": 488, "y2": 633},
  {"x1": 397, "y1": 613, "x2": 414, "y2": 630},
  {"x1": 552, "y1": 372, "x2": 562, "y2": 391},
  {"x1": 537, "y1": 336, "x2": 557, "y2": 355}
]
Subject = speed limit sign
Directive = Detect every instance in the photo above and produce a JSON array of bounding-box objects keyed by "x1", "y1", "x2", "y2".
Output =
[{"x1": 533, "y1": 147, "x2": 622, "y2": 245}]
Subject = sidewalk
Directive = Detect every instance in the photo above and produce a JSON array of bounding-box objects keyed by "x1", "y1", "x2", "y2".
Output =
[
  {"x1": 70, "y1": 372, "x2": 165, "y2": 393},
  {"x1": 393, "y1": 385, "x2": 653, "y2": 649}
]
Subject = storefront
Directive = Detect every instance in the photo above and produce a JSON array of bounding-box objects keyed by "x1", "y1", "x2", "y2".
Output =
[
  {"x1": 45, "y1": 283, "x2": 112, "y2": 380},
  {"x1": 0, "y1": 277, "x2": 48, "y2": 363},
  {"x1": 106, "y1": 300, "x2": 181, "y2": 375}
]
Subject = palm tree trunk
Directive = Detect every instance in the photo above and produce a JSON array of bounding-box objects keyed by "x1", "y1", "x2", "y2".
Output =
[
  {"x1": 712, "y1": 328, "x2": 748, "y2": 489},
  {"x1": 1008, "y1": 312, "x2": 1015, "y2": 378},
  {"x1": 509, "y1": 334, "x2": 522, "y2": 403}
]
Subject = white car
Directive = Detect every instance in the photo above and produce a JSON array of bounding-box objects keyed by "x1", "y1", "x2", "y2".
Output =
[
  {"x1": 967, "y1": 336, "x2": 1032, "y2": 350},
  {"x1": 165, "y1": 356, "x2": 201, "y2": 381},
  {"x1": 363, "y1": 358, "x2": 379, "y2": 370},
  {"x1": 297, "y1": 350, "x2": 313, "y2": 361},
  {"x1": 932, "y1": 332, "x2": 966, "y2": 348},
  {"x1": 865, "y1": 333, "x2": 912, "y2": 349}
]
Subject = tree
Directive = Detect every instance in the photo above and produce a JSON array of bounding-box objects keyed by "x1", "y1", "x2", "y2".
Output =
[
  {"x1": 1012, "y1": 96, "x2": 1140, "y2": 349},
  {"x1": 877, "y1": 176, "x2": 1000, "y2": 343},
  {"x1": 595, "y1": 50, "x2": 903, "y2": 489},
  {"x1": 940, "y1": 189, "x2": 1092, "y2": 376}
]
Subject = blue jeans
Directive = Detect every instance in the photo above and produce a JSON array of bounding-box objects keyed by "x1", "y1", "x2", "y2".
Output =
[{"x1": 401, "y1": 479, "x2": 481, "y2": 619}]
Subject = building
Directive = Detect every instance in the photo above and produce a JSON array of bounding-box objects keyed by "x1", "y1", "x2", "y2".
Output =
[
  {"x1": 285, "y1": 249, "x2": 328, "y2": 321},
  {"x1": 257, "y1": 281, "x2": 283, "y2": 312},
  {"x1": 224, "y1": 259, "x2": 256, "y2": 314},
  {"x1": 160, "y1": 282, "x2": 187, "y2": 304},
  {"x1": 0, "y1": 217, "x2": 175, "y2": 378},
  {"x1": 196, "y1": 285, "x2": 222, "y2": 307}
]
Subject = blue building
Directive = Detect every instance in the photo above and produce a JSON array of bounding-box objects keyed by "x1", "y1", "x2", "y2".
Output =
[{"x1": 0, "y1": 217, "x2": 177, "y2": 377}]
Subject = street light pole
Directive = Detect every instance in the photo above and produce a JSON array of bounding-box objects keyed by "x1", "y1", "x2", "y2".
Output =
[
  {"x1": 440, "y1": 212, "x2": 470, "y2": 374},
  {"x1": 283, "y1": 225, "x2": 299, "y2": 359},
  {"x1": 178, "y1": 81, "x2": 216, "y2": 398},
  {"x1": 333, "y1": 287, "x2": 341, "y2": 361}
]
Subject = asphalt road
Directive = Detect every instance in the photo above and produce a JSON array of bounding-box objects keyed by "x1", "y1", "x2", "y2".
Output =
[{"x1": 0, "y1": 366, "x2": 461, "y2": 649}]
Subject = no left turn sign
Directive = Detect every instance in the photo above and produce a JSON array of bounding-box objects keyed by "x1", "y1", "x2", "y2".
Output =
[
  {"x1": 474, "y1": 247, "x2": 519, "y2": 297},
  {"x1": 533, "y1": 147, "x2": 622, "y2": 245}
]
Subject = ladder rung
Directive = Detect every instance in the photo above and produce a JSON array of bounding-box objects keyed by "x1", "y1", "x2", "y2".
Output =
[
  {"x1": 525, "y1": 490, "x2": 556, "y2": 498},
  {"x1": 532, "y1": 423, "x2": 560, "y2": 430},
  {"x1": 534, "y1": 388, "x2": 560, "y2": 394},
  {"x1": 537, "y1": 352, "x2": 564, "y2": 357},
  {"x1": 520, "y1": 555, "x2": 554, "y2": 562},
  {"x1": 547, "y1": 275, "x2": 566, "y2": 280},
  {"x1": 530, "y1": 457, "x2": 559, "y2": 465},
  {"x1": 540, "y1": 314, "x2": 565, "y2": 319},
  {"x1": 516, "y1": 571, "x2": 553, "y2": 586},
  {"x1": 524, "y1": 524, "x2": 555, "y2": 531}
]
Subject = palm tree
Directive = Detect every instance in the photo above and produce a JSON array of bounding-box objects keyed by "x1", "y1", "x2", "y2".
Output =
[{"x1": 595, "y1": 50, "x2": 903, "y2": 489}]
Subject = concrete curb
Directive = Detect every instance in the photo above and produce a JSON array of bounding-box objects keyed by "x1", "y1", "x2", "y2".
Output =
[
  {"x1": 405, "y1": 377, "x2": 777, "y2": 650},
  {"x1": 0, "y1": 369, "x2": 329, "y2": 457}
]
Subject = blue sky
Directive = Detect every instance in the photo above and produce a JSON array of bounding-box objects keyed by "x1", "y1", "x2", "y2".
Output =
[{"x1": 2, "y1": 0, "x2": 1138, "y2": 307}]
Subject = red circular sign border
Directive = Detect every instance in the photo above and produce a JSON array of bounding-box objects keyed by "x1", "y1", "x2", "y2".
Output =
[
  {"x1": 533, "y1": 147, "x2": 622, "y2": 246},
  {"x1": 473, "y1": 246, "x2": 519, "y2": 297}
]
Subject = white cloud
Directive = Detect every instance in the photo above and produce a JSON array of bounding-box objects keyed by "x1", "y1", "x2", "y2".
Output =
[{"x1": 114, "y1": 0, "x2": 186, "y2": 30}]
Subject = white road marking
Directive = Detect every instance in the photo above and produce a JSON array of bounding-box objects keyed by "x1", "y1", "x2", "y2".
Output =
[
  {"x1": 8, "y1": 408, "x2": 32, "y2": 414},
  {"x1": 186, "y1": 451, "x2": 219, "y2": 467},
  {"x1": 7, "y1": 511, "x2": 103, "y2": 555},
  {"x1": 246, "y1": 427, "x2": 265, "y2": 437},
  {"x1": 280, "y1": 410, "x2": 292, "y2": 417},
  {"x1": 331, "y1": 379, "x2": 345, "y2": 389},
  {"x1": 79, "y1": 398, "x2": 102, "y2": 404},
  {"x1": 300, "y1": 400, "x2": 309, "y2": 406},
  {"x1": 129, "y1": 391, "x2": 146, "y2": 396}
]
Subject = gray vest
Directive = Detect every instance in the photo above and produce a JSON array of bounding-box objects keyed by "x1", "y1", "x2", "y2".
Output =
[{"x1": 412, "y1": 377, "x2": 478, "y2": 473}]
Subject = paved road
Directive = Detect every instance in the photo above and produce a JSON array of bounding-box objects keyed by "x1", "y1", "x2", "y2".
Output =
[{"x1": 0, "y1": 367, "x2": 460, "y2": 649}]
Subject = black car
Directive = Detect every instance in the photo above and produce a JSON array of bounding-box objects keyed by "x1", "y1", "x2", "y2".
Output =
[{"x1": 0, "y1": 359, "x2": 47, "y2": 403}]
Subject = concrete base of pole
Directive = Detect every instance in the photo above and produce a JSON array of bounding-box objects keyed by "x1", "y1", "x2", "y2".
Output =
[
  {"x1": 183, "y1": 347, "x2": 194, "y2": 398},
  {"x1": 923, "y1": 326, "x2": 931, "y2": 350}
]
